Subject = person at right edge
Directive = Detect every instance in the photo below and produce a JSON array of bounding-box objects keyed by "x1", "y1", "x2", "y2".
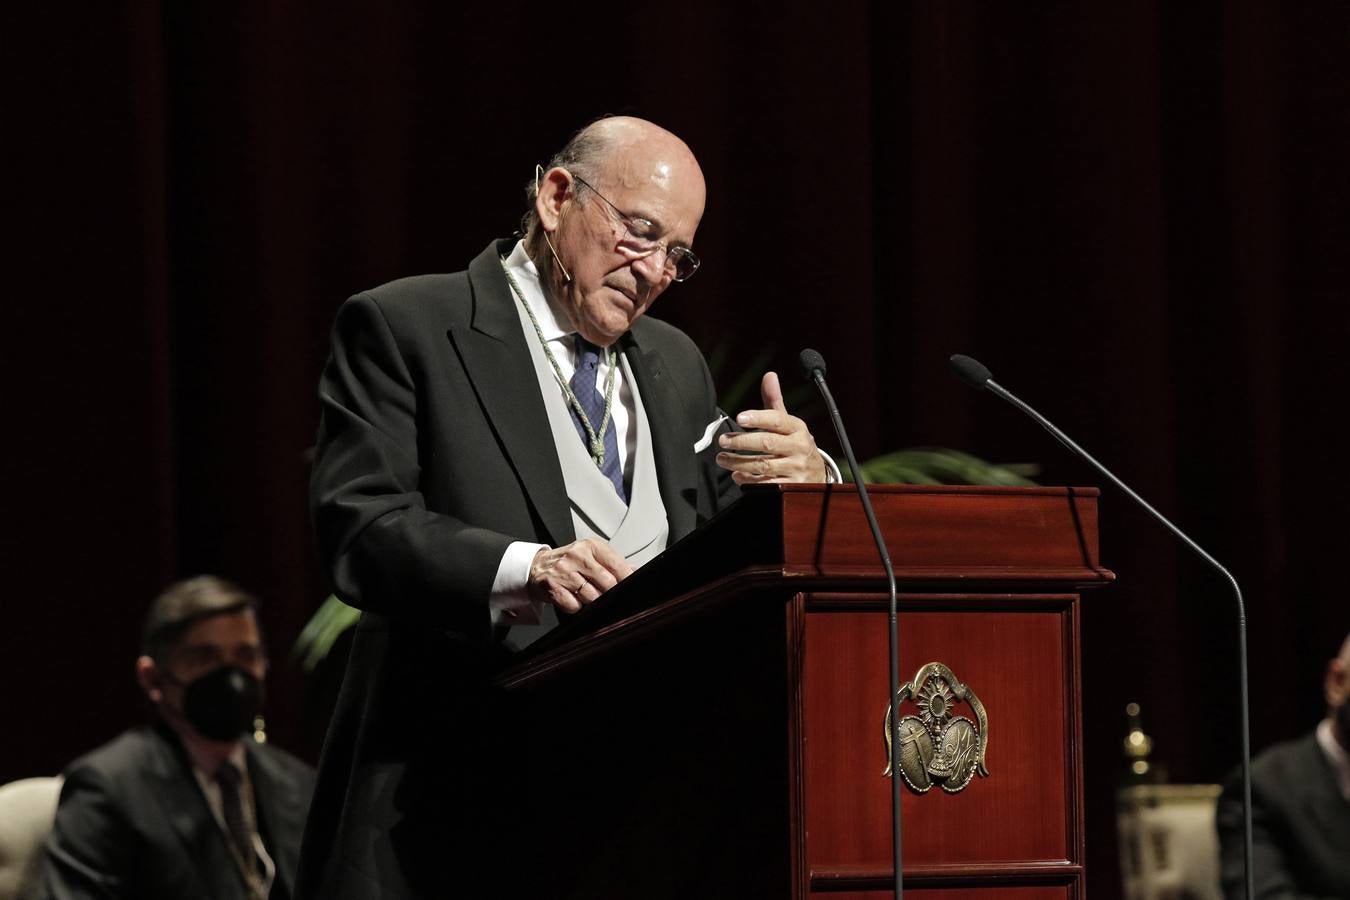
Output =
[{"x1": 1217, "y1": 631, "x2": 1350, "y2": 897}]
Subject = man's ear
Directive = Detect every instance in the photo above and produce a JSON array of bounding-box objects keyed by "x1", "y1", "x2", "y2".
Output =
[
  {"x1": 136, "y1": 655, "x2": 164, "y2": 704},
  {"x1": 535, "y1": 166, "x2": 573, "y2": 232}
]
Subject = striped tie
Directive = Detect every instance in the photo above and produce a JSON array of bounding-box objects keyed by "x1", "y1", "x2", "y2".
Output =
[{"x1": 569, "y1": 335, "x2": 627, "y2": 502}]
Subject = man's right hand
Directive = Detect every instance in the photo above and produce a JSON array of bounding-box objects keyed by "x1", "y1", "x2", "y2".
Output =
[{"x1": 528, "y1": 539, "x2": 634, "y2": 613}]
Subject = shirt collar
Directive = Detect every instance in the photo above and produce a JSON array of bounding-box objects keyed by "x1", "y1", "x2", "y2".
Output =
[
  {"x1": 181, "y1": 734, "x2": 248, "y2": 781},
  {"x1": 1315, "y1": 718, "x2": 1350, "y2": 802},
  {"x1": 502, "y1": 239, "x2": 573, "y2": 344}
]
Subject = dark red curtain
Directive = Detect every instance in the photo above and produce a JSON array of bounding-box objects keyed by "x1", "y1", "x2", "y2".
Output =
[{"x1": 6, "y1": 2, "x2": 1348, "y2": 892}]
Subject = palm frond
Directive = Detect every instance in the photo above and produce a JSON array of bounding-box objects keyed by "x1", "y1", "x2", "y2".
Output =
[
  {"x1": 292, "y1": 594, "x2": 360, "y2": 672},
  {"x1": 849, "y1": 448, "x2": 1040, "y2": 486}
]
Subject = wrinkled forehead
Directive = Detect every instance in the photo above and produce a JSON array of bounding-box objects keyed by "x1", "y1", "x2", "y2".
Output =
[
  {"x1": 597, "y1": 143, "x2": 706, "y2": 235},
  {"x1": 605, "y1": 140, "x2": 702, "y2": 186}
]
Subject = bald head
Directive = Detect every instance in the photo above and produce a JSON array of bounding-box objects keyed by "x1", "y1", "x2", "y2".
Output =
[
  {"x1": 527, "y1": 116, "x2": 706, "y2": 346},
  {"x1": 579, "y1": 116, "x2": 694, "y2": 156},
  {"x1": 576, "y1": 116, "x2": 704, "y2": 202},
  {"x1": 524, "y1": 116, "x2": 704, "y2": 237}
]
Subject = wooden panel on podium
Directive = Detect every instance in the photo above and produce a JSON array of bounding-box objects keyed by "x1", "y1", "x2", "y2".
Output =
[{"x1": 495, "y1": 484, "x2": 1111, "y2": 899}]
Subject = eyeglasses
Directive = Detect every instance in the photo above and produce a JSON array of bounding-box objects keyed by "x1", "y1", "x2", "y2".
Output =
[{"x1": 571, "y1": 175, "x2": 701, "y2": 282}]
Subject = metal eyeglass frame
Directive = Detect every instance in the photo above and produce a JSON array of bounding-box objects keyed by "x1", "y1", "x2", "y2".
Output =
[{"x1": 569, "y1": 174, "x2": 701, "y2": 282}]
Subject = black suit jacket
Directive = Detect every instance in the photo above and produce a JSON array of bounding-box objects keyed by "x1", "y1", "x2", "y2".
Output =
[
  {"x1": 38, "y1": 722, "x2": 315, "y2": 900},
  {"x1": 298, "y1": 240, "x2": 740, "y2": 899},
  {"x1": 1216, "y1": 730, "x2": 1350, "y2": 899}
]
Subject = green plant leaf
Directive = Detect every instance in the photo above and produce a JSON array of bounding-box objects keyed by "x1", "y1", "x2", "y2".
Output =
[
  {"x1": 293, "y1": 594, "x2": 361, "y2": 672},
  {"x1": 850, "y1": 448, "x2": 1040, "y2": 486},
  {"x1": 717, "y1": 344, "x2": 776, "y2": 413}
]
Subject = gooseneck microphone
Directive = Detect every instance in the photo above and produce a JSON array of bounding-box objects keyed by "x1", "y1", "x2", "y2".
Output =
[
  {"x1": 949, "y1": 353, "x2": 1254, "y2": 900},
  {"x1": 800, "y1": 349, "x2": 905, "y2": 900}
]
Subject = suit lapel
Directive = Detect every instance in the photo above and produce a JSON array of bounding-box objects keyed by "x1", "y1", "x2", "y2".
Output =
[
  {"x1": 1299, "y1": 734, "x2": 1350, "y2": 852},
  {"x1": 146, "y1": 726, "x2": 241, "y2": 900},
  {"x1": 449, "y1": 242, "x2": 574, "y2": 548},
  {"x1": 448, "y1": 241, "x2": 704, "y2": 548},
  {"x1": 621, "y1": 331, "x2": 698, "y2": 543}
]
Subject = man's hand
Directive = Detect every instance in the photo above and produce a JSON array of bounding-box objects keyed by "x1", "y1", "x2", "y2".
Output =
[
  {"x1": 528, "y1": 538, "x2": 635, "y2": 614},
  {"x1": 716, "y1": 371, "x2": 827, "y2": 484}
]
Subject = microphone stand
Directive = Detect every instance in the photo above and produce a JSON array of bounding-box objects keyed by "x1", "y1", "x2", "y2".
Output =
[
  {"x1": 951, "y1": 354, "x2": 1254, "y2": 900},
  {"x1": 802, "y1": 350, "x2": 904, "y2": 900}
]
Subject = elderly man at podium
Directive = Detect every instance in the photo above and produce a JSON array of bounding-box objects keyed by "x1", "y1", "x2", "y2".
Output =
[{"x1": 297, "y1": 115, "x2": 836, "y2": 899}]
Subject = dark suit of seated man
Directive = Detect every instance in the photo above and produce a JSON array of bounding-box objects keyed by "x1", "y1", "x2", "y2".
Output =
[
  {"x1": 1217, "y1": 631, "x2": 1350, "y2": 898},
  {"x1": 38, "y1": 576, "x2": 315, "y2": 900}
]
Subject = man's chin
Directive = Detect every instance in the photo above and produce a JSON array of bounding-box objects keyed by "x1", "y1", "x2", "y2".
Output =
[
  {"x1": 581, "y1": 326, "x2": 627, "y2": 347},
  {"x1": 582, "y1": 305, "x2": 640, "y2": 345}
]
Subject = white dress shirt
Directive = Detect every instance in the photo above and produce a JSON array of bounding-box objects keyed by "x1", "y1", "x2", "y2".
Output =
[
  {"x1": 487, "y1": 239, "x2": 840, "y2": 622},
  {"x1": 488, "y1": 241, "x2": 637, "y2": 622},
  {"x1": 186, "y1": 743, "x2": 276, "y2": 898}
]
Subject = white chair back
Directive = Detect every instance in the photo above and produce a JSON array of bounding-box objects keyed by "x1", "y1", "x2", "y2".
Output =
[
  {"x1": 0, "y1": 776, "x2": 63, "y2": 900},
  {"x1": 1117, "y1": 783, "x2": 1223, "y2": 900}
]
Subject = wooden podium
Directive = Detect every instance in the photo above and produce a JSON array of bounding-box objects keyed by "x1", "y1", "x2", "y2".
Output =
[{"x1": 493, "y1": 484, "x2": 1113, "y2": 899}]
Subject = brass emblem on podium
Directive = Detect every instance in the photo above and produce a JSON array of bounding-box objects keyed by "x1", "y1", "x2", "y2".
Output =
[{"x1": 884, "y1": 662, "x2": 989, "y2": 794}]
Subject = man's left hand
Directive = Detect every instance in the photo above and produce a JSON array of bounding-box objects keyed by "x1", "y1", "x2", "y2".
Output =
[{"x1": 716, "y1": 371, "x2": 827, "y2": 484}]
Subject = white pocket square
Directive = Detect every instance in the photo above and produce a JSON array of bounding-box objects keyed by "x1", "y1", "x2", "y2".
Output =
[{"x1": 693, "y1": 415, "x2": 729, "y2": 452}]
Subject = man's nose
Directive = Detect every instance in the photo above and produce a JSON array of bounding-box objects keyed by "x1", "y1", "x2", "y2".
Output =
[{"x1": 630, "y1": 248, "x2": 670, "y2": 286}]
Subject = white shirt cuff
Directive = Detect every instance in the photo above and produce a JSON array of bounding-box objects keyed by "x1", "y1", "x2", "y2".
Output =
[
  {"x1": 819, "y1": 449, "x2": 843, "y2": 483},
  {"x1": 489, "y1": 541, "x2": 550, "y2": 625}
]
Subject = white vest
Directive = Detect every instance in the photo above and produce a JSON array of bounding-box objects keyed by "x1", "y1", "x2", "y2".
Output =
[{"x1": 511, "y1": 299, "x2": 670, "y2": 567}]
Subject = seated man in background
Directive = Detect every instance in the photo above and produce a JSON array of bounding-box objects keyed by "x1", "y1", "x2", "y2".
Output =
[
  {"x1": 1217, "y1": 631, "x2": 1350, "y2": 898},
  {"x1": 38, "y1": 576, "x2": 315, "y2": 900}
]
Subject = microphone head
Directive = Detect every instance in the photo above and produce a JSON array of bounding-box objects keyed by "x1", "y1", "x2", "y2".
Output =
[
  {"x1": 949, "y1": 354, "x2": 993, "y2": 390},
  {"x1": 799, "y1": 348, "x2": 827, "y2": 379}
]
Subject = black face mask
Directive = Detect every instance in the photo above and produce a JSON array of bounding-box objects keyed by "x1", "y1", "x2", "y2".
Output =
[{"x1": 167, "y1": 665, "x2": 263, "y2": 742}]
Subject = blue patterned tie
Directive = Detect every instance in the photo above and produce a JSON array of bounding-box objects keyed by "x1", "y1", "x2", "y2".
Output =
[{"x1": 569, "y1": 335, "x2": 626, "y2": 502}]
